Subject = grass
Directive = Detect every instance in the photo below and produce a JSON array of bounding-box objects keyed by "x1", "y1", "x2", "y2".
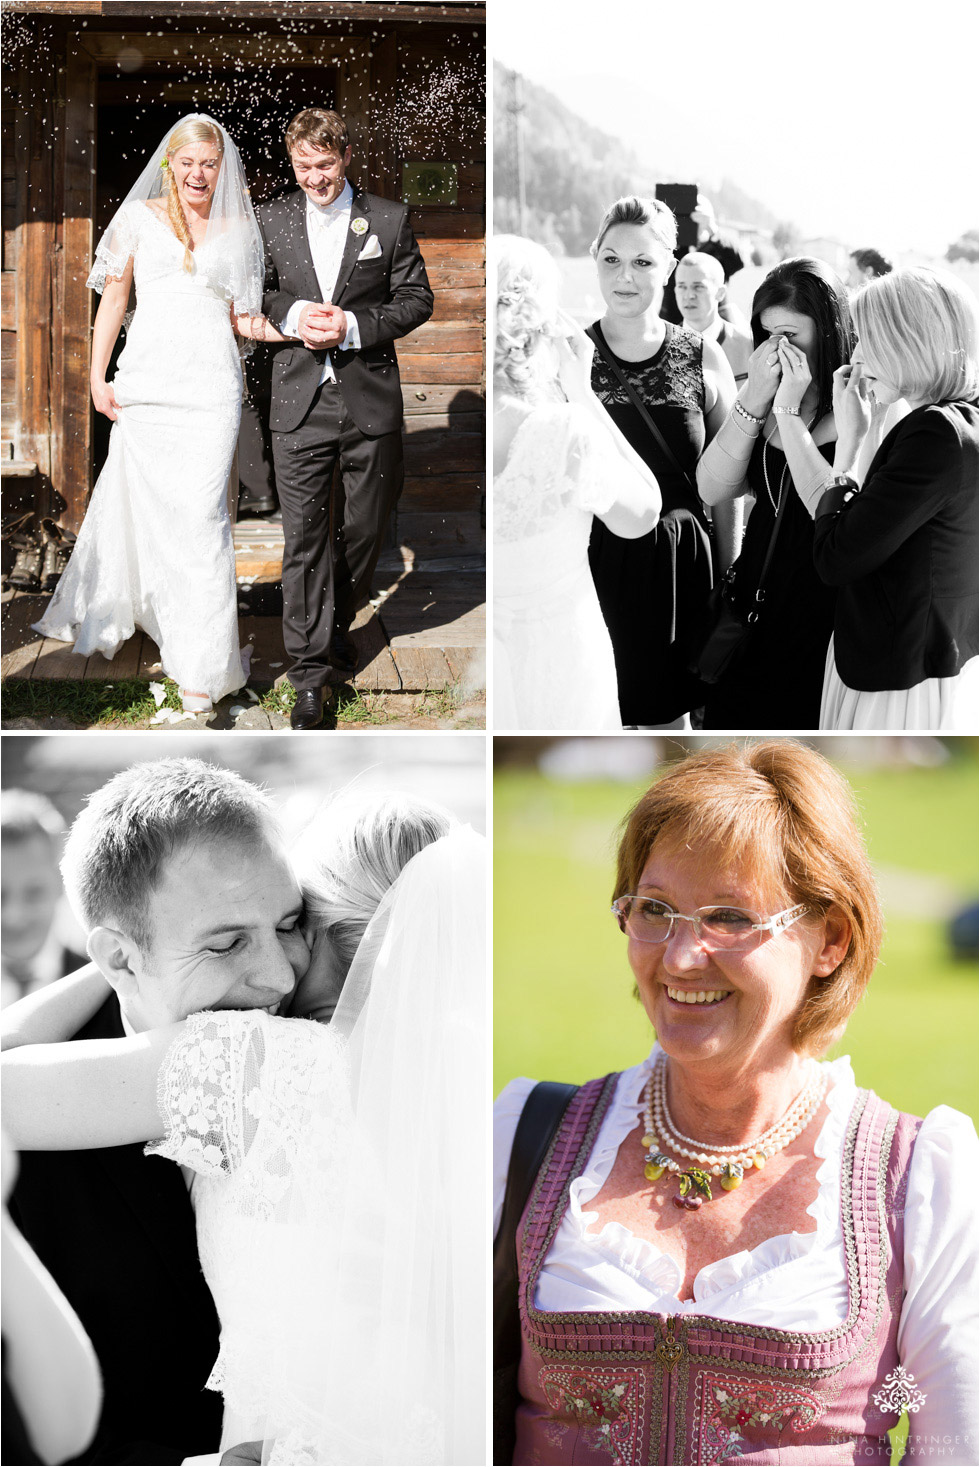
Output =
[
  {"x1": 1, "y1": 675, "x2": 178, "y2": 726},
  {"x1": 416, "y1": 680, "x2": 464, "y2": 720},
  {"x1": 493, "y1": 755, "x2": 979, "y2": 1123}
]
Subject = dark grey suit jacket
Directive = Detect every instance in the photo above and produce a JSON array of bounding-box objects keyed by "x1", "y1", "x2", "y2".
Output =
[{"x1": 259, "y1": 184, "x2": 433, "y2": 436}]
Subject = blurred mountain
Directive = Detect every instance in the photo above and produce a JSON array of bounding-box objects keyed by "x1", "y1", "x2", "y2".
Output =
[{"x1": 493, "y1": 62, "x2": 781, "y2": 255}]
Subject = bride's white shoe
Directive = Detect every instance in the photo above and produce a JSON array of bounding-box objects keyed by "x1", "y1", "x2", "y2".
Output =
[{"x1": 181, "y1": 690, "x2": 213, "y2": 714}]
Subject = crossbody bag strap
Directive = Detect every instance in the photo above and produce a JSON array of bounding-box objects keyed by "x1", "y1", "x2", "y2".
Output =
[
  {"x1": 586, "y1": 323, "x2": 698, "y2": 495},
  {"x1": 747, "y1": 465, "x2": 792, "y2": 614},
  {"x1": 493, "y1": 1081, "x2": 578, "y2": 1463}
]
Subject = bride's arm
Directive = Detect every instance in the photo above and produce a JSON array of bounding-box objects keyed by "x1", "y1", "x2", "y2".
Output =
[
  {"x1": 1, "y1": 1026, "x2": 180, "y2": 1150},
  {"x1": 91, "y1": 265, "x2": 133, "y2": 420},
  {"x1": 1, "y1": 964, "x2": 112, "y2": 1051},
  {"x1": 231, "y1": 308, "x2": 288, "y2": 344}
]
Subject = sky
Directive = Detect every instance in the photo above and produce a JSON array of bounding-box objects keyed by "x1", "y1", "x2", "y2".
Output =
[{"x1": 490, "y1": 0, "x2": 978, "y2": 259}]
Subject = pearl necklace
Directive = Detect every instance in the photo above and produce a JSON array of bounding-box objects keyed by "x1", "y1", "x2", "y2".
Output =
[{"x1": 641, "y1": 1051, "x2": 828, "y2": 1211}]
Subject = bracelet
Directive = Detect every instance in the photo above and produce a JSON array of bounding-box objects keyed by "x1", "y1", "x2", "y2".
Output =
[
  {"x1": 730, "y1": 414, "x2": 759, "y2": 440},
  {"x1": 732, "y1": 400, "x2": 765, "y2": 427},
  {"x1": 773, "y1": 406, "x2": 801, "y2": 416}
]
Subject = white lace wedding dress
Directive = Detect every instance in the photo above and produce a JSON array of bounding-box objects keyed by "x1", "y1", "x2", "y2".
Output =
[
  {"x1": 147, "y1": 1009, "x2": 351, "y2": 1465},
  {"x1": 494, "y1": 401, "x2": 627, "y2": 730},
  {"x1": 34, "y1": 200, "x2": 247, "y2": 701}
]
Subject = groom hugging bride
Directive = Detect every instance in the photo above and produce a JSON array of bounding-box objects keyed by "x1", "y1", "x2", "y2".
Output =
[
  {"x1": 36, "y1": 108, "x2": 433, "y2": 729},
  {"x1": 1, "y1": 759, "x2": 485, "y2": 1465}
]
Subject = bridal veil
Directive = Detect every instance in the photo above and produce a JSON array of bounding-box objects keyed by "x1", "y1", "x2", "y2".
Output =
[
  {"x1": 256, "y1": 824, "x2": 487, "y2": 1465},
  {"x1": 87, "y1": 112, "x2": 264, "y2": 319}
]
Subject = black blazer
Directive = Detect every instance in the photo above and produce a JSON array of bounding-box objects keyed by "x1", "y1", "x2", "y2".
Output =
[
  {"x1": 9, "y1": 996, "x2": 222, "y2": 1465},
  {"x1": 259, "y1": 184, "x2": 433, "y2": 435},
  {"x1": 813, "y1": 399, "x2": 979, "y2": 691}
]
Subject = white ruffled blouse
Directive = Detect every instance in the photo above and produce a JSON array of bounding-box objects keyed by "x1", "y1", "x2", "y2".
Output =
[{"x1": 494, "y1": 1047, "x2": 979, "y2": 1462}]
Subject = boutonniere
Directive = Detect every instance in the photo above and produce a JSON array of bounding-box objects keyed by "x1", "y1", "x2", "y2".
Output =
[{"x1": 351, "y1": 217, "x2": 368, "y2": 235}]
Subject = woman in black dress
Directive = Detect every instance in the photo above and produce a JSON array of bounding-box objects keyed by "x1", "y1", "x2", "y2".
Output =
[
  {"x1": 697, "y1": 258, "x2": 854, "y2": 729},
  {"x1": 587, "y1": 196, "x2": 736, "y2": 728}
]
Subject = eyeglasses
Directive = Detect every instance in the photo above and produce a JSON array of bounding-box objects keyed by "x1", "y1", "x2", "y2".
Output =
[{"x1": 611, "y1": 896, "x2": 808, "y2": 949}]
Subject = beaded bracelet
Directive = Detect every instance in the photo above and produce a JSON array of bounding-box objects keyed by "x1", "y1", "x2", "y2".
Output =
[{"x1": 732, "y1": 400, "x2": 765, "y2": 427}]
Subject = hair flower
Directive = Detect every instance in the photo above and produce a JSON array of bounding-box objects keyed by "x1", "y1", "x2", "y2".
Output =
[{"x1": 160, "y1": 157, "x2": 169, "y2": 171}]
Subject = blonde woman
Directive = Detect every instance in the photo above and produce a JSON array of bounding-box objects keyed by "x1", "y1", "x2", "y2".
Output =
[
  {"x1": 35, "y1": 115, "x2": 283, "y2": 713},
  {"x1": 771, "y1": 265, "x2": 979, "y2": 729},
  {"x1": 494, "y1": 235, "x2": 662, "y2": 730}
]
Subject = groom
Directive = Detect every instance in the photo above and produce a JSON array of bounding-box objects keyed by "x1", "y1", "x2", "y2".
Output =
[
  {"x1": 259, "y1": 108, "x2": 434, "y2": 729},
  {"x1": 5, "y1": 758, "x2": 308, "y2": 1464}
]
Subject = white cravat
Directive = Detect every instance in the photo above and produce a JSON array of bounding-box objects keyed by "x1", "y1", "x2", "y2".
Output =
[{"x1": 280, "y1": 181, "x2": 361, "y2": 387}]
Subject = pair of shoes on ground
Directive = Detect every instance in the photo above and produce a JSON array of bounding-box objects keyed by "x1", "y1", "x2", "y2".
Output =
[{"x1": 4, "y1": 515, "x2": 75, "y2": 593}]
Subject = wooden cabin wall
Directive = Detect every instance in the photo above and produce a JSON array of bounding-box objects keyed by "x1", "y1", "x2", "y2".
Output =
[
  {"x1": 2, "y1": 7, "x2": 485, "y2": 560},
  {"x1": 396, "y1": 25, "x2": 485, "y2": 561}
]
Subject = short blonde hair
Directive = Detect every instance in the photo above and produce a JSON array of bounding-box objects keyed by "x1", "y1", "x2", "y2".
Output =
[
  {"x1": 590, "y1": 195, "x2": 677, "y2": 259},
  {"x1": 614, "y1": 741, "x2": 883, "y2": 1056},
  {"x1": 854, "y1": 265, "x2": 979, "y2": 404},
  {"x1": 494, "y1": 234, "x2": 561, "y2": 400}
]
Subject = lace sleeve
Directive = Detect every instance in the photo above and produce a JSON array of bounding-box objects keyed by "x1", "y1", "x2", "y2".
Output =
[
  {"x1": 145, "y1": 1009, "x2": 340, "y2": 1178},
  {"x1": 564, "y1": 410, "x2": 626, "y2": 518},
  {"x1": 86, "y1": 200, "x2": 141, "y2": 293}
]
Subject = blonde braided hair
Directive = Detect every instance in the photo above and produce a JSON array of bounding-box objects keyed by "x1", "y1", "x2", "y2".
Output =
[
  {"x1": 163, "y1": 118, "x2": 223, "y2": 274},
  {"x1": 494, "y1": 235, "x2": 563, "y2": 401}
]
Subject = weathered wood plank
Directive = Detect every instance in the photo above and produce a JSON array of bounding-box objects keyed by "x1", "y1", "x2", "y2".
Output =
[
  {"x1": 400, "y1": 383, "x2": 484, "y2": 415},
  {"x1": 31, "y1": 638, "x2": 89, "y2": 681},
  {"x1": 428, "y1": 286, "x2": 484, "y2": 324},
  {"x1": 15, "y1": 42, "x2": 56, "y2": 479},
  {"x1": 402, "y1": 410, "x2": 484, "y2": 435},
  {"x1": 390, "y1": 643, "x2": 452, "y2": 691},
  {"x1": 0, "y1": 593, "x2": 45, "y2": 679},
  {"x1": 404, "y1": 433, "x2": 483, "y2": 472},
  {"x1": 398, "y1": 323, "x2": 483, "y2": 354},
  {"x1": 418, "y1": 239, "x2": 484, "y2": 265},
  {"x1": 137, "y1": 638, "x2": 166, "y2": 679},
  {"x1": 425, "y1": 263, "x2": 485, "y2": 290},
  {"x1": 396, "y1": 353, "x2": 483, "y2": 384},
  {"x1": 396, "y1": 509, "x2": 484, "y2": 556},
  {"x1": 82, "y1": 633, "x2": 143, "y2": 682},
  {"x1": 45, "y1": 3, "x2": 485, "y2": 20},
  {"x1": 410, "y1": 210, "x2": 484, "y2": 239},
  {"x1": 401, "y1": 475, "x2": 484, "y2": 512},
  {"x1": 53, "y1": 42, "x2": 96, "y2": 535},
  {"x1": 0, "y1": 275, "x2": 14, "y2": 332}
]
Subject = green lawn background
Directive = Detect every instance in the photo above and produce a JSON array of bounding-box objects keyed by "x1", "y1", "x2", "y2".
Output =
[{"x1": 494, "y1": 752, "x2": 979, "y2": 1126}]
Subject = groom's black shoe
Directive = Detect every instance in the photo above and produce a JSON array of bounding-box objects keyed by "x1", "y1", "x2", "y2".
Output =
[
  {"x1": 290, "y1": 687, "x2": 325, "y2": 730},
  {"x1": 329, "y1": 626, "x2": 359, "y2": 675}
]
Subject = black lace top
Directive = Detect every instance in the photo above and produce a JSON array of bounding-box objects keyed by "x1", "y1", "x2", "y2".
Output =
[{"x1": 589, "y1": 320, "x2": 706, "y2": 518}]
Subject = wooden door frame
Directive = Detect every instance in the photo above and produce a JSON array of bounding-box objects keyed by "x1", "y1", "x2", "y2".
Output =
[{"x1": 56, "y1": 26, "x2": 395, "y2": 528}]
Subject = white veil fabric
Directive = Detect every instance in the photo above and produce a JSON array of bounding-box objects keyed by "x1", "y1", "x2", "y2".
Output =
[
  {"x1": 255, "y1": 825, "x2": 487, "y2": 1466},
  {"x1": 86, "y1": 113, "x2": 265, "y2": 318}
]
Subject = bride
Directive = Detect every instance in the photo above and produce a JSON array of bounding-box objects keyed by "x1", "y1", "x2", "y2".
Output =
[
  {"x1": 1, "y1": 795, "x2": 485, "y2": 1466},
  {"x1": 494, "y1": 235, "x2": 662, "y2": 731},
  {"x1": 34, "y1": 115, "x2": 284, "y2": 714}
]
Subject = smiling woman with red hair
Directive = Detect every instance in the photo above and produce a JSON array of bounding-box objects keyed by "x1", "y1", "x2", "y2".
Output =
[{"x1": 494, "y1": 740, "x2": 977, "y2": 1466}]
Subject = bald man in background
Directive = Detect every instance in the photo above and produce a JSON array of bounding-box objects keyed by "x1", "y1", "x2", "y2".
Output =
[{"x1": 675, "y1": 252, "x2": 752, "y2": 385}]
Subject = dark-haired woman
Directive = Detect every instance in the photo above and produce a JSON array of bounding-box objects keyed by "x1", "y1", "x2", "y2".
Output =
[{"x1": 696, "y1": 258, "x2": 854, "y2": 729}]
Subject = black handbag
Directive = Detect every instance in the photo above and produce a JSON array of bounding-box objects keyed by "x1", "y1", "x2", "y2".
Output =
[
  {"x1": 493, "y1": 1081, "x2": 578, "y2": 1466},
  {"x1": 687, "y1": 473, "x2": 790, "y2": 685}
]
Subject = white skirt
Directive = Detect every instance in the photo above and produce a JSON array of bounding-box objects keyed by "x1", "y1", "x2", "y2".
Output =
[{"x1": 820, "y1": 636, "x2": 980, "y2": 730}]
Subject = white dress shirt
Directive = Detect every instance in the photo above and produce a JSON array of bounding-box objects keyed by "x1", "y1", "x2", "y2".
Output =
[
  {"x1": 494, "y1": 1046, "x2": 979, "y2": 1459},
  {"x1": 279, "y1": 180, "x2": 361, "y2": 386}
]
